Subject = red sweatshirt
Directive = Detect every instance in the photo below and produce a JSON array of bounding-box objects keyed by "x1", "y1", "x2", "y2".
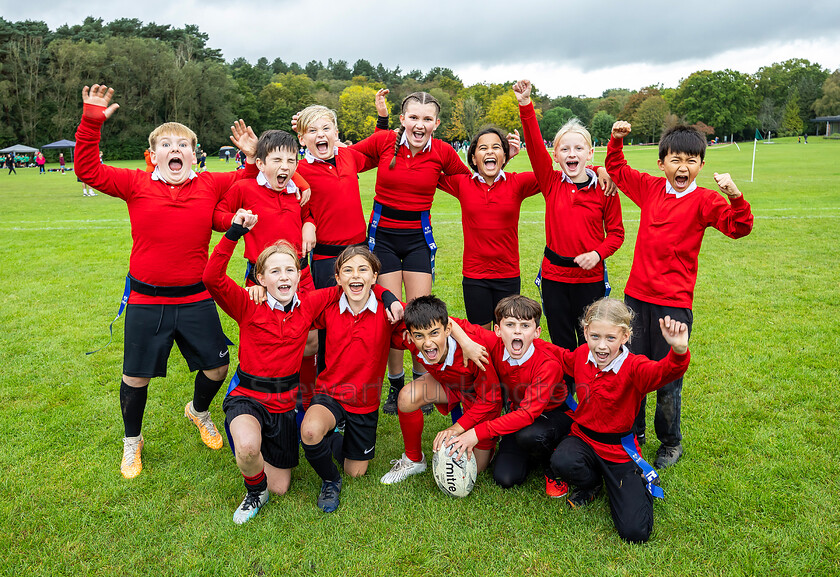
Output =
[
  {"x1": 74, "y1": 108, "x2": 258, "y2": 305},
  {"x1": 606, "y1": 137, "x2": 754, "y2": 308},
  {"x1": 295, "y1": 147, "x2": 377, "y2": 254},
  {"x1": 548, "y1": 342, "x2": 690, "y2": 462},
  {"x1": 351, "y1": 130, "x2": 471, "y2": 229},
  {"x1": 203, "y1": 235, "x2": 343, "y2": 412},
  {"x1": 396, "y1": 317, "x2": 503, "y2": 431},
  {"x1": 437, "y1": 172, "x2": 540, "y2": 279},
  {"x1": 520, "y1": 103, "x2": 624, "y2": 283},
  {"x1": 474, "y1": 336, "x2": 568, "y2": 441},
  {"x1": 312, "y1": 290, "x2": 404, "y2": 414}
]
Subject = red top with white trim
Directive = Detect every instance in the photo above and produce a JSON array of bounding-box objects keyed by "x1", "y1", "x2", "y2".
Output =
[
  {"x1": 520, "y1": 103, "x2": 625, "y2": 283},
  {"x1": 606, "y1": 137, "x2": 754, "y2": 307},
  {"x1": 548, "y1": 341, "x2": 691, "y2": 462},
  {"x1": 75, "y1": 108, "x2": 257, "y2": 305},
  {"x1": 295, "y1": 147, "x2": 377, "y2": 251},
  {"x1": 203, "y1": 235, "x2": 343, "y2": 412},
  {"x1": 474, "y1": 335, "x2": 568, "y2": 441},
  {"x1": 397, "y1": 317, "x2": 503, "y2": 431},
  {"x1": 351, "y1": 130, "x2": 471, "y2": 229},
  {"x1": 437, "y1": 171, "x2": 540, "y2": 278}
]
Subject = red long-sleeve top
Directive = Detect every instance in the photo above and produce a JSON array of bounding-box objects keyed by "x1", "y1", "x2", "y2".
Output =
[
  {"x1": 295, "y1": 147, "x2": 377, "y2": 253},
  {"x1": 312, "y1": 290, "x2": 404, "y2": 414},
  {"x1": 397, "y1": 317, "x2": 503, "y2": 431},
  {"x1": 203, "y1": 235, "x2": 344, "y2": 412},
  {"x1": 606, "y1": 137, "x2": 754, "y2": 308},
  {"x1": 520, "y1": 103, "x2": 625, "y2": 283},
  {"x1": 75, "y1": 107, "x2": 257, "y2": 304},
  {"x1": 474, "y1": 336, "x2": 568, "y2": 441},
  {"x1": 212, "y1": 175, "x2": 312, "y2": 262},
  {"x1": 437, "y1": 172, "x2": 540, "y2": 279},
  {"x1": 351, "y1": 130, "x2": 471, "y2": 229},
  {"x1": 549, "y1": 342, "x2": 691, "y2": 462}
]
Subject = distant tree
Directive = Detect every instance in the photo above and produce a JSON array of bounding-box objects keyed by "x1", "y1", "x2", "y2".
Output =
[
  {"x1": 550, "y1": 95, "x2": 593, "y2": 125},
  {"x1": 328, "y1": 58, "x2": 352, "y2": 81},
  {"x1": 780, "y1": 90, "x2": 804, "y2": 136},
  {"x1": 673, "y1": 69, "x2": 756, "y2": 137},
  {"x1": 757, "y1": 97, "x2": 781, "y2": 137},
  {"x1": 448, "y1": 96, "x2": 484, "y2": 141},
  {"x1": 754, "y1": 58, "x2": 828, "y2": 125},
  {"x1": 631, "y1": 95, "x2": 670, "y2": 142},
  {"x1": 429, "y1": 87, "x2": 453, "y2": 138},
  {"x1": 813, "y1": 69, "x2": 840, "y2": 116},
  {"x1": 352, "y1": 59, "x2": 376, "y2": 79},
  {"x1": 539, "y1": 106, "x2": 574, "y2": 141},
  {"x1": 486, "y1": 91, "x2": 525, "y2": 134},
  {"x1": 690, "y1": 120, "x2": 715, "y2": 136},
  {"x1": 339, "y1": 85, "x2": 378, "y2": 141},
  {"x1": 619, "y1": 85, "x2": 660, "y2": 121},
  {"x1": 590, "y1": 110, "x2": 616, "y2": 145}
]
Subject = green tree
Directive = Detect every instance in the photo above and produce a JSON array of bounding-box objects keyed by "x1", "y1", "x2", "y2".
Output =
[
  {"x1": 549, "y1": 95, "x2": 593, "y2": 125},
  {"x1": 448, "y1": 96, "x2": 484, "y2": 141},
  {"x1": 780, "y1": 90, "x2": 804, "y2": 136},
  {"x1": 673, "y1": 69, "x2": 757, "y2": 138},
  {"x1": 754, "y1": 59, "x2": 829, "y2": 126},
  {"x1": 539, "y1": 106, "x2": 574, "y2": 141},
  {"x1": 757, "y1": 97, "x2": 781, "y2": 137},
  {"x1": 620, "y1": 86, "x2": 660, "y2": 121},
  {"x1": 338, "y1": 85, "x2": 378, "y2": 142},
  {"x1": 631, "y1": 95, "x2": 670, "y2": 142},
  {"x1": 813, "y1": 69, "x2": 840, "y2": 116},
  {"x1": 590, "y1": 110, "x2": 616, "y2": 145},
  {"x1": 486, "y1": 92, "x2": 523, "y2": 133}
]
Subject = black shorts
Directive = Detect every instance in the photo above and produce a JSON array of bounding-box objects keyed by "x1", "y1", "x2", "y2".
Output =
[
  {"x1": 222, "y1": 395, "x2": 299, "y2": 469},
  {"x1": 311, "y1": 257, "x2": 338, "y2": 289},
  {"x1": 462, "y1": 276, "x2": 521, "y2": 326},
  {"x1": 369, "y1": 226, "x2": 432, "y2": 275},
  {"x1": 310, "y1": 393, "x2": 379, "y2": 461},
  {"x1": 122, "y1": 299, "x2": 229, "y2": 378}
]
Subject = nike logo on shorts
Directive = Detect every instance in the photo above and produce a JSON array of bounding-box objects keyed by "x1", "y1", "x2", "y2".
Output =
[
  {"x1": 364, "y1": 446, "x2": 375, "y2": 454},
  {"x1": 219, "y1": 350, "x2": 229, "y2": 358}
]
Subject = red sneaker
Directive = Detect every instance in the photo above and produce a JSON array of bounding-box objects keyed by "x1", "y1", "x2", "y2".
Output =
[{"x1": 545, "y1": 476, "x2": 569, "y2": 498}]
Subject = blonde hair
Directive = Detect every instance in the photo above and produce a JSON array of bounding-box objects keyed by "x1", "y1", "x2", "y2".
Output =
[
  {"x1": 148, "y1": 122, "x2": 197, "y2": 150},
  {"x1": 581, "y1": 298, "x2": 633, "y2": 341},
  {"x1": 552, "y1": 118, "x2": 593, "y2": 150},
  {"x1": 254, "y1": 240, "x2": 300, "y2": 281},
  {"x1": 296, "y1": 105, "x2": 338, "y2": 137}
]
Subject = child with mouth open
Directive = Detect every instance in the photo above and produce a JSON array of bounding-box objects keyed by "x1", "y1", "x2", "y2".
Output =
[
  {"x1": 512, "y1": 79, "x2": 625, "y2": 359},
  {"x1": 212, "y1": 129, "x2": 320, "y2": 417},
  {"x1": 606, "y1": 120, "x2": 753, "y2": 468},
  {"x1": 74, "y1": 84, "x2": 260, "y2": 480},
  {"x1": 546, "y1": 297, "x2": 690, "y2": 544},
  {"x1": 445, "y1": 295, "x2": 574, "y2": 498}
]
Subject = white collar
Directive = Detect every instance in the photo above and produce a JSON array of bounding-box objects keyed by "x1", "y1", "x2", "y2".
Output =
[
  {"x1": 586, "y1": 345, "x2": 630, "y2": 373},
  {"x1": 400, "y1": 130, "x2": 432, "y2": 153},
  {"x1": 304, "y1": 147, "x2": 339, "y2": 164},
  {"x1": 503, "y1": 342, "x2": 536, "y2": 366},
  {"x1": 473, "y1": 170, "x2": 506, "y2": 184},
  {"x1": 257, "y1": 171, "x2": 299, "y2": 194},
  {"x1": 266, "y1": 291, "x2": 300, "y2": 312},
  {"x1": 560, "y1": 166, "x2": 596, "y2": 187},
  {"x1": 665, "y1": 179, "x2": 698, "y2": 198},
  {"x1": 338, "y1": 291, "x2": 378, "y2": 316},
  {"x1": 416, "y1": 335, "x2": 457, "y2": 370},
  {"x1": 151, "y1": 166, "x2": 198, "y2": 184}
]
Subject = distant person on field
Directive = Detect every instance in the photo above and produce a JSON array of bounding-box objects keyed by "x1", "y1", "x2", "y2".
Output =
[
  {"x1": 605, "y1": 120, "x2": 754, "y2": 468},
  {"x1": 199, "y1": 151, "x2": 207, "y2": 172},
  {"x1": 74, "y1": 83, "x2": 261, "y2": 480},
  {"x1": 58, "y1": 153, "x2": 66, "y2": 173},
  {"x1": 36, "y1": 151, "x2": 45, "y2": 174},
  {"x1": 5, "y1": 154, "x2": 16, "y2": 175}
]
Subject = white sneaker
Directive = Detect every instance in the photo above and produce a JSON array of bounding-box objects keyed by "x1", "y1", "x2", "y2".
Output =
[
  {"x1": 380, "y1": 452, "x2": 426, "y2": 484},
  {"x1": 233, "y1": 489, "x2": 269, "y2": 524}
]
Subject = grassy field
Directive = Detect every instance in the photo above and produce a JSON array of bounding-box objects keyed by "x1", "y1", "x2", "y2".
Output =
[{"x1": 1, "y1": 136, "x2": 838, "y2": 576}]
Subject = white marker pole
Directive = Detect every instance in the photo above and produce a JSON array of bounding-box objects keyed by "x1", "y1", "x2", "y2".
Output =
[{"x1": 750, "y1": 137, "x2": 757, "y2": 182}]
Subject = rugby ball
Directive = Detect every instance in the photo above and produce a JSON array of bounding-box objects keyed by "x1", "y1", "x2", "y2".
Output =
[{"x1": 432, "y1": 442, "x2": 478, "y2": 498}]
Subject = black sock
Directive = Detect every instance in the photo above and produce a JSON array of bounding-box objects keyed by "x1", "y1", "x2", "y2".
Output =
[
  {"x1": 120, "y1": 380, "x2": 147, "y2": 437},
  {"x1": 192, "y1": 371, "x2": 225, "y2": 413},
  {"x1": 302, "y1": 437, "x2": 340, "y2": 482},
  {"x1": 388, "y1": 372, "x2": 405, "y2": 392},
  {"x1": 328, "y1": 431, "x2": 344, "y2": 465},
  {"x1": 243, "y1": 469, "x2": 268, "y2": 493},
  {"x1": 412, "y1": 369, "x2": 426, "y2": 383}
]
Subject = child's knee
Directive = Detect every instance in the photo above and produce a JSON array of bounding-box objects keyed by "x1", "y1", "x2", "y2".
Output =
[{"x1": 299, "y1": 425, "x2": 324, "y2": 446}]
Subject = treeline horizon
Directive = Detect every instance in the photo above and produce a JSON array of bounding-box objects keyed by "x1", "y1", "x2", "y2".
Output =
[{"x1": 2, "y1": 16, "x2": 839, "y2": 159}]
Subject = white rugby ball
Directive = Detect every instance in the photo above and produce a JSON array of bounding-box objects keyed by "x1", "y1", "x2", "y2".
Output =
[{"x1": 432, "y1": 442, "x2": 478, "y2": 498}]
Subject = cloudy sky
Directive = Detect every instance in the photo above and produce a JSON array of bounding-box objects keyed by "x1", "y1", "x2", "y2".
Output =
[{"x1": 5, "y1": 0, "x2": 840, "y2": 97}]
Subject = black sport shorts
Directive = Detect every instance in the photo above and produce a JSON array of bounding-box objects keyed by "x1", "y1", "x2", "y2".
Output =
[
  {"x1": 369, "y1": 226, "x2": 432, "y2": 275},
  {"x1": 310, "y1": 393, "x2": 379, "y2": 461},
  {"x1": 223, "y1": 394, "x2": 299, "y2": 469},
  {"x1": 122, "y1": 299, "x2": 229, "y2": 378},
  {"x1": 462, "y1": 276, "x2": 521, "y2": 326}
]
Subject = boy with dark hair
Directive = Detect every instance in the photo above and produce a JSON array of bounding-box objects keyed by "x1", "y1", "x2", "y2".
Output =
[
  {"x1": 606, "y1": 121, "x2": 753, "y2": 468},
  {"x1": 379, "y1": 295, "x2": 502, "y2": 484},
  {"x1": 447, "y1": 295, "x2": 573, "y2": 497},
  {"x1": 75, "y1": 84, "x2": 259, "y2": 479}
]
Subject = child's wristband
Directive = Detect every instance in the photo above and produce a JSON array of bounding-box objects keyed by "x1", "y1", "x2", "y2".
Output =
[
  {"x1": 225, "y1": 223, "x2": 249, "y2": 241},
  {"x1": 83, "y1": 103, "x2": 108, "y2": 122}
]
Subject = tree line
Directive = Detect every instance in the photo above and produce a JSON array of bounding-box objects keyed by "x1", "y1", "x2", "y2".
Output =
[{"x1": 2, "y1": 17, "x2": 839, "y2": 159}]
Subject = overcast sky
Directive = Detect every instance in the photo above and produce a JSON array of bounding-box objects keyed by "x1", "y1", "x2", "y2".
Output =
[{"x1": 5, "y1": 0, "x2": 840, "y2": 98}]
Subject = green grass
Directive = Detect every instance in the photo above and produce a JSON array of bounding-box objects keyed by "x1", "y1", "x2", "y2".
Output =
[{"x1": 1, "y1": 138, "x2": 839, "y2": 576}]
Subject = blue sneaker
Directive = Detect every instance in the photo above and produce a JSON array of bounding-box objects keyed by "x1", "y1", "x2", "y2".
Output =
[
  {"x1": 233, "y1": 489, "x2": 269, "y2": 524},
  {"x1": 317, "y1": 478, "x2": 342, "y2": 513}
]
